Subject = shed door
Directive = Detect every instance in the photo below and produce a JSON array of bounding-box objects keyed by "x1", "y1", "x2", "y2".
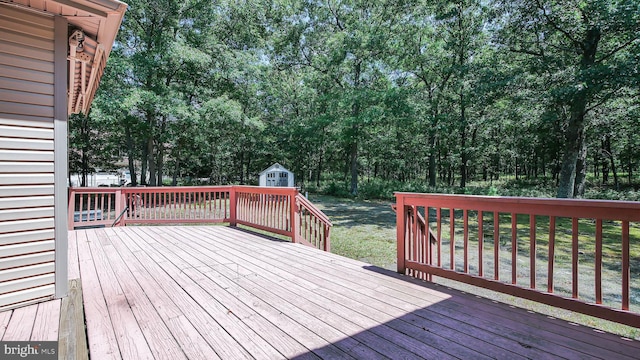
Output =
[
  {"x1": 0, "y1": 5, "x2": 56, "y2": 310},
  {"x1": 278, "y1": 172, "x2": 288, "y2": 187}
]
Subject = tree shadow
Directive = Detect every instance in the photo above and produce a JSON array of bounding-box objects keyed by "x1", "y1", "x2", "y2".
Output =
[
  {"x1": 317, "y1": 200, "x2": 396, "y2": 229},
  {"x1": 288, "y1": 265, "x2": 638, "y2": 359}
]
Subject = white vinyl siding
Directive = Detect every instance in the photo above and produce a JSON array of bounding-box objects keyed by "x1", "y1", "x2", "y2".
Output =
[{"x1": 0, "y1": 5, "x2": 56, "y2": 310}]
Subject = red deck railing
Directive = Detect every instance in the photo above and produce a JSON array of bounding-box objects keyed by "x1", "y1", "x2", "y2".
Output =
[
  {"x1": 296, "y1": 193, "x2": 332, "y2": 252},
  {"x1": 68, "y1": 186, "x2": 331, "y2": 251},
  {"x1": 395, "y1": 192, "x2": 640, "y2": 327}
]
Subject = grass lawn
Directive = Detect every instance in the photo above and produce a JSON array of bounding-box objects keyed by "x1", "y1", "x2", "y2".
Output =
[{"x1": 308, "y1": 193, "x2": 640, "y2": 340}]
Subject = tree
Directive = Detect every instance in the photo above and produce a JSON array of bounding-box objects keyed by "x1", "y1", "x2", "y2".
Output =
[{"x1": 494, "y1": 0, "x2": 640, "y2": 197}]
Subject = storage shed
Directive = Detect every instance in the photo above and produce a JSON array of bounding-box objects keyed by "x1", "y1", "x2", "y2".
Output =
[
  {"x1": 0, "y1": 0, "x2": 126, "y2": 310},
  {"x1": 259, "y1": 163, "x2": 294, "y2": 187}
]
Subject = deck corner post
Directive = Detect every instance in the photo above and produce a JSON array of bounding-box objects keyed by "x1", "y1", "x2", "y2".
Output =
[
  {"x1": 67, "y1": 187, "x2": 75, "y2": 230},
  {"x1": 291, "y1": 189, "x2": 299, "y2": 243},
  {"x1": 396, "y1": 193, "x2": 406, "y2": 274},
  {"x1": 115, "y1": 188, "x2": 124, "y2": 226},
  {"x1": 324, "y1": 225, "x2": 331, "y2": 252},
  {"x1": 229, "y1": 186, "x2": 237, "y2": 226}
]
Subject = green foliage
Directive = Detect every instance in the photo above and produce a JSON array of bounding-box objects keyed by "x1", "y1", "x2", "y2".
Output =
[{"x1": 82, "y1": 0, "x2": 639, "y2": 200}]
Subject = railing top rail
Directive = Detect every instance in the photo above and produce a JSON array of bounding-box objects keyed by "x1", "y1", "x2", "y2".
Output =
[
  {"x1": 121, "y1": 185, "x2": 234, "y2": 193},
  {"x1": 395, "y1": 192, "x2": 640, "y2": 221},
  {"x1": 69, "y1": 187, "x2": 120, "y2": 193},
  {"x1": 233, "y1": 185, "x2": 298, "y2": 195},
  {"x1": 296, "y1": 193, "x2": 333, "y2": 226}
]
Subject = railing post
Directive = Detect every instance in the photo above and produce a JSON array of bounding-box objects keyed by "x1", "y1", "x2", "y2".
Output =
[
  {"x1": 291, "y1": 189, "x2": 299, "y2": 243},
  {"x1": 114, "y1": 188, "x2": 124, "y2": 226},
  {"x1": 396, "y1": 193, "x2": 406, "y2": 274},
  {"x1": 67, "y1": 187, "x2": 75, "y2": 230},
  {"x1": 229, "y1": 186, "x2": 237, "y2": 226},
  {"x1": 324, "y1": 225, "x2": 331, "y2": 252}
]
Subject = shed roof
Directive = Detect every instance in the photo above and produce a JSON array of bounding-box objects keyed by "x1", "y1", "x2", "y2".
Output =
[
  {"x1": 259, "y1": 163, "x2": 292, "y2": 175},
  {"x1": 3, "y1": 0, "x2": 127, "y2": 114}
]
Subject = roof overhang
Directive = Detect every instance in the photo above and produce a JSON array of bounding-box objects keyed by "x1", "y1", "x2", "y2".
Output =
[{"x1": 2, "y1": 0, "x2": 127, "y2": 115}]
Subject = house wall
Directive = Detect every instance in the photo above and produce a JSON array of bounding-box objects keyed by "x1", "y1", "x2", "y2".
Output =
[{"x1": 0, "y1": 4, "x2": 67, "y2": 309}]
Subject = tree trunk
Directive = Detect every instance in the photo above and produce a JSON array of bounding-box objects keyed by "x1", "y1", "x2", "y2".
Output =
[
  {"x1": 140, "y1": 135, "x2": 148, "y2": 186},
  {"x1": 349, "y1": 61, "x2": 362, "y2": 196},
  {"x1": 147, "y1": 137, "x2": 156, "y2": 186},
  {"x1": 156, "y1": 143, "x2": 163, "y2": 186},
  {"x1": 349, "y1": 137, "x2": 358, "y2": 195},
  {"x1": 459, "y1": 92, "x2": 467, "y2": 188},
  {"x1": 574, "y1": 133, "x2": 587, "y2": 197},
  {"x1": 172, "y1": 158, "x2": 179, "y2": 186},
  {"x1": 125, "y1": 125, "x2": 137, "y2": 187},
  {"x1": 316, "y1": 149, "x2": 323, "y2": 187},
  {"x1": 602, "y1": 137, "x2": 610, "y2": 184},
  {"x1": 556, "y1": 27, "x2": 600, "y2": 198},
  {"x1": 612, "y1": 154, "x2": 619, "y2": 190}
]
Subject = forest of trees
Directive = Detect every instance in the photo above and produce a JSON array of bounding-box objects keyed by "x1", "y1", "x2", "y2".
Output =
[{"x1": 69, "y1": 0, "x2": 640, "y2": 199}]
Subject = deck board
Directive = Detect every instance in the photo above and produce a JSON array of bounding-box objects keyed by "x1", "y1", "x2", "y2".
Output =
[
  {"x1": 76, "y1": 229, "x2": 122, "y2": 359},
  {"x1": 30, "y1": 299, "x2": 60, "y2": 341},
  {"x1": 2, "y1": 303, "x2": 37, "y2": 340},
  {"x1": 92, "y1": 232, "x2": 187, "y2": 360},
  {"x1": 0, "y1": 307, "x2": 12, "y2": 338},
  {"x1": 165, "y1": 227, "x2": 465, "y2": 359},
  {"x1": 210, "y1": 226, "x2": 638, "y2": 360},
  {"x1": 0, "y1": 225, "x2": 623, "y2": 360},
  {"x1": 108, "y1": 229, "x2": 221, "y2": 360},
  {"x1": 194, "y1": 227, "x2": 552, "y2": 359},
  {"x1": 112, "y1": 228, "x2": 250, "y2": 360},
  {"x1": 126, "y1": 228, "x2": 288, "y2": 359},
  {"x1": 89, "y1": 230, "x2": 155, "y2": 360}
]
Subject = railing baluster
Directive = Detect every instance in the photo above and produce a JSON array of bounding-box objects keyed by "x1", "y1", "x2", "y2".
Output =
[
  {"x1": 548, "y1": 216, "x2": 556, "y2": 293},
  {"x1": 93, "y1": 194, "x2": 98, "y2": 223},
  {"x1": 595, "y1": 218, "x2": 602, "y2": 304},
  {"x1": 107, "y1": 193, "x2": 112, "y2": 220},
  {"x1": 436, "y1": 208, "x2": 442, "y2": 267},
  {"x1": 463, "y1": 209, "x2": 468, "y2": 273},
  {"x1": 428, "y1": 207, "x2": 432, "y2": 279},
  {"x1": 450, "y1": 208, "x2": 455, "y2": 270},
  {"x1": 530, "y1": 214, "x2": 536, "y2": 289},
  {"x1": 411, "y1": 206, "x2": 418, "y2": 261},
  {"x1": 511, "y1": 213, "x2": 517, "y2": 285},
  {"x1": 79, "y1": 194, "x2": 84, "y2": 224},
  {"x1": 622, "y1": 220, "x2": 630, "y2": 311},
  {"x1": 572, "y1": 217, "x2": 579, "y2": 299},
  {"x1": 494, "y1": 211, "x2": 499, "y2": 281},
  {"x1": 478, "y1": 210, "x2": 483, "y2": 277}
]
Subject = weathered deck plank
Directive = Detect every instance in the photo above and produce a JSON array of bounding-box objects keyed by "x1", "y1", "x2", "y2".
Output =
[
  {"x1": 61, "y1": 226, "x2": 640, "y2": 359},
  {"x1": 76, "y1": 229, "x2": 122, "y2": 359},
  {"x1": 111, "y1": 228, "x2": 251, "y2": 360},
  {"x1": 59, "y1": 279, "x2": 88, "y2": 360},
  {"x1": 88, "y1": 230, "x2": 155, "y2": 360},
  {"x1": 187, "y1": 227, "x2": 541, "y2": 359},
  {"x1": 210, "y1": 226, "x2": 639, "y2": 360},
  {"x1": 159, "y1": 227, "x2": 458, "y2": 359},
  {"x1": 251, "y1": 229, "x2": 640, "y2": 360},
  {"x1": 30, "y1": 299, "x2": 60, "y2": 341},
  {"x1": 108, "y1": 229, "x2": 220, "y2": 360},
  {"x1": 92, "y1": 231, "x2": 188, "y2": 360},
  {"x1": 68, "y1": 229, "x2": 80, "y2": 280},
  {"x1": 2, "y1": 303, "x2": 37, "y2": 340},
  {"x1": 121, "y1": 228, "x2": 287, "y2": 359},
  {"x1": 0, "y1": 307, "x2": 12, "y2": 338}
]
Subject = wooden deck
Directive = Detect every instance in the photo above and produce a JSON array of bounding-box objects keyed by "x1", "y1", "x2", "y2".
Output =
[{"x1": 2, "y1": 225, "x2": 639, "y2": 359}]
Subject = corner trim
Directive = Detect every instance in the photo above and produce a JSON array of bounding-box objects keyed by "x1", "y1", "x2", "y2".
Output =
[{"x1": 54, "y1": 15, "x2": 69, "y2": 299}]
